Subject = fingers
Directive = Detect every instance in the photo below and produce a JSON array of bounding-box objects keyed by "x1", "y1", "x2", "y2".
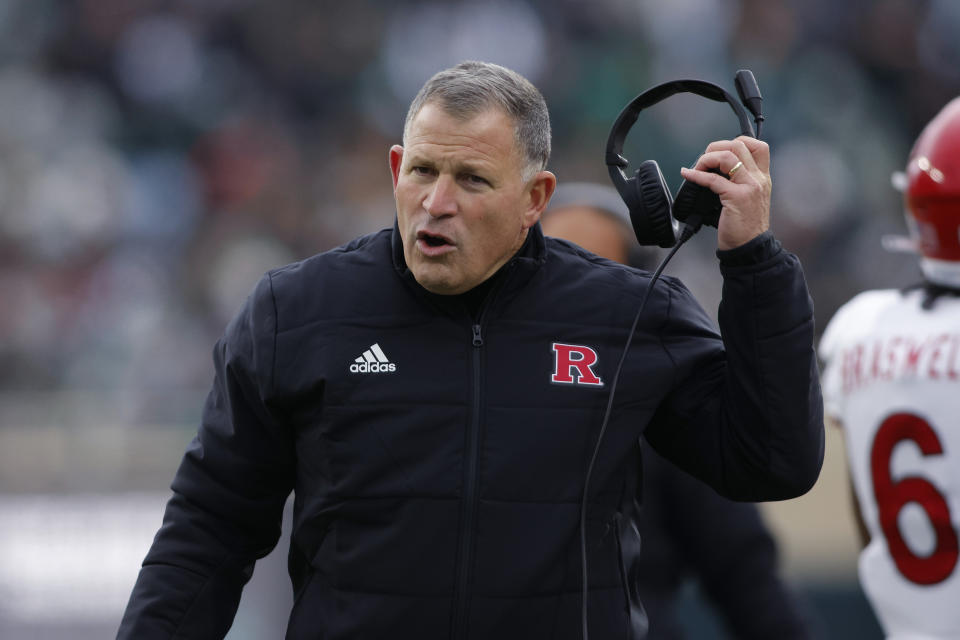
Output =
[
  {"x1": 679, "y1": 163, "x2": 732, "y2": 192},
  {"x1": 705, "y1": 136, "x2": 770, "y2": 173},
  {"x1": 689, "y1": 149, "x2": 750, "y2": 181},
  {"x1": 687, "y1": 136, "x2": 771, "y2": 186}
]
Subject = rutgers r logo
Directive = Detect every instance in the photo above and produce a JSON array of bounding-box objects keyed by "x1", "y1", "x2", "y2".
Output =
[{"x1": 551, "y1": 343, "x2": 604, "y2": 387}]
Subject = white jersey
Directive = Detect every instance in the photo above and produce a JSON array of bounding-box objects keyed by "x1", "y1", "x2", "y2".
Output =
[{"x1": 820, "y1": 288, "x2": 960, "y2": 639}]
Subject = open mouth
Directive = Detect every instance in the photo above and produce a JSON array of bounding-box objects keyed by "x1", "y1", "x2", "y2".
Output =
[{"x1": 417, "y1": 230, "x2": 453, "y2": 248}]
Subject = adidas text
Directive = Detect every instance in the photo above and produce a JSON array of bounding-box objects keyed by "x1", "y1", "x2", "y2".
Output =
[{"x1": 350, "y1": 361, "x2": 396, "y2": 373}]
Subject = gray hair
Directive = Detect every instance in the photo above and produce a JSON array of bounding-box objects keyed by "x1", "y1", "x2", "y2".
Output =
[{"x1": 404, "y1": 61, "x2": 551, "y2": 181}]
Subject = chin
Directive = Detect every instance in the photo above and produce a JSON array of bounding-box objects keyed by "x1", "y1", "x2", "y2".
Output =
[{"x1": 412, "y1": 266, "x2": 461, "y2": 295}]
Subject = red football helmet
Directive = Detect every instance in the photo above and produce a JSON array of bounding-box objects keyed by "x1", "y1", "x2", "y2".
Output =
[{"x1": 905, "y1": 97, "x2": 960, "y2": 287}]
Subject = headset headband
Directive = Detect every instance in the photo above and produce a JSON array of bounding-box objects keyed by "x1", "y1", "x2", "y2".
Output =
[{"x1": 604, "y1": 79, "x2": 755, "y2": 172}]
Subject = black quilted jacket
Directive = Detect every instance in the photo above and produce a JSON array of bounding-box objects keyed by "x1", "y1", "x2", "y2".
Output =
[{"x1": 118, "y1": 222, "x2": 824, "y2": 639}]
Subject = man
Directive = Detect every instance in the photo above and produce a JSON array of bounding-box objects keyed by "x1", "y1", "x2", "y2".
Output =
[
  {"x1": 819, "y1": 98, "x2": 960, "y2": 639},
  {"x1": 542, "y1": 182, "x2": 815, "y2": 640},
  {"x1": 118, "y1": 60, "x2": 824, "y2": 639}
]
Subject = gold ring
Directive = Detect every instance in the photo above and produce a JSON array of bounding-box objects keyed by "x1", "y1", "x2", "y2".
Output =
[{"x1": 728, "y1": 161, "x2": 744, "y2": 179}]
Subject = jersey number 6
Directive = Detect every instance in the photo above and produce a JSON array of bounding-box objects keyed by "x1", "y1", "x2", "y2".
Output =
[{"x1": 871, "y1": 412, "x2": 959, "y2": 585}]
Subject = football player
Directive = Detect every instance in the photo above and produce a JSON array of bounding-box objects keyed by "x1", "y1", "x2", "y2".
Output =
[{"x1": 819, "y1": 97, "x2": 960, "y2": 639}]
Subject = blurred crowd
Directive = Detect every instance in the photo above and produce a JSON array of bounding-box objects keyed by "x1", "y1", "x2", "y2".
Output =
[{"x1": 2, "y1": 0, "x2": 959, "y2": 430}]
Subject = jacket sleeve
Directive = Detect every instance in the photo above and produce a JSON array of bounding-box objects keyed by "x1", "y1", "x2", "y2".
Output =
[
  {"x1": 643, "y1": 231, "x2": 825, "y2": 501},
  {"x1": 117, "y1": 273, "x2": 295, "y2": 639}
]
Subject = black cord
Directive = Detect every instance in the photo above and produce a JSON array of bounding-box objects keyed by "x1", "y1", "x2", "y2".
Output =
[{"x1": 579, "y1": 216, "x2": 702, "y2": 640}]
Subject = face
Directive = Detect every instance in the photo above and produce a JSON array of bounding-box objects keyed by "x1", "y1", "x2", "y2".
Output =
[
  {"x1": 541, "y1": 206, "x2": 631, "y2": 265},
  {"x1": 390, "y1": 102, "x2": 555, "y2": 295}
]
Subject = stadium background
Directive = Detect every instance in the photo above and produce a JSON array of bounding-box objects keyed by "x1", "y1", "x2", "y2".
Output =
[{"x1": 1, "y1": 0, "x2": 958, "y2": 637}]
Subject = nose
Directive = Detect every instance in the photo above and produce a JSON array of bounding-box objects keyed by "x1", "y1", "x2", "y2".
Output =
[{"x1": 423, "y1": 175, "x2": 457, "y2": 217}]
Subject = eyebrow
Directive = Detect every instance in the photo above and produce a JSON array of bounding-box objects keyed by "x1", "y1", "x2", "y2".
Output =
[
  {"x1": 406, "y1": 154, "x2": 493, "y2": 177},
  {"x1": 456, "y1": 162, "x2": 491, "y2": 176}
]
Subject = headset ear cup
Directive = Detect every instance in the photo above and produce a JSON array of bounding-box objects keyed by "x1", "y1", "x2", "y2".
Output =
[
  {"x1": 674, "y1": 169, "x2": 723, "y2": 228},
  {"x1": 631, "y1": 161, "x2": 678, "y2": 248}
]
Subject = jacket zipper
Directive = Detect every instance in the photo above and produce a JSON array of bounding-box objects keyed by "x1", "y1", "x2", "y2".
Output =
[
  {"x1": 451, "y1": 265, "x2": 513, "y2": 638},
  {"x1": 452, "y1": 322, "x2": 484, "y2": 638}
]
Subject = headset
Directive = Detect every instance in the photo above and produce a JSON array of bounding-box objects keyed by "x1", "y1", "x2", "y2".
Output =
[
  {"x1": 605, "y1": 71, "x2": 764, "y2": 247},
  {"x1": 581, "y1": 71, "x2": 765, "y2": 640}
]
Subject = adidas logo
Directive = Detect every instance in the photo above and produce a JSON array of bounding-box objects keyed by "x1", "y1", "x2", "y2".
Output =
[{"x1": 349, "y1": 343, "x2": 397, "y2": 373}]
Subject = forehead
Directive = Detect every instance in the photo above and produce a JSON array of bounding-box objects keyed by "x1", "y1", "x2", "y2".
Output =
[{"x1": 405, "y1": 102, "x2": 521, "y2": 166}]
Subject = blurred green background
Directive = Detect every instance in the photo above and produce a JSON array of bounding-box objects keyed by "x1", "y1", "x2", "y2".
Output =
[{"x1": 2, "y1": 0, "x2": 958, "y2": 637}]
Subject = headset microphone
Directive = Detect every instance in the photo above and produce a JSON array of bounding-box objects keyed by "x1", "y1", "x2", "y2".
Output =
[
  {"x1": 582, "y1": 71, "x2": 765, "y2": 640},
  {"x1": 735, "y1": 69, "x2": 764, "y2": 137}
]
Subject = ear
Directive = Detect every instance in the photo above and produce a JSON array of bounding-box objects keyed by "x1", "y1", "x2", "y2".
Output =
[
  {"x1": 389, "y1": 145, "x2": 404, "y2": 190},
  {"x1": 522, "y1": 170, "x2": 557, "y2": 229}
]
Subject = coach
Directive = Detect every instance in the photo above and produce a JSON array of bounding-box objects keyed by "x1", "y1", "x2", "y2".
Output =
[{"x1": 118, "y1": 60, "x2": 824, "y2": 639}]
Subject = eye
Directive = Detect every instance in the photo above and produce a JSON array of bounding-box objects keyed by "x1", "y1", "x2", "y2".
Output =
[
  {"x1": 462, "y1": 173, "x2": 490, "y2": 187},
  {"x1": 411, "y1": 166, "x2": 435, "y2": 177}
]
